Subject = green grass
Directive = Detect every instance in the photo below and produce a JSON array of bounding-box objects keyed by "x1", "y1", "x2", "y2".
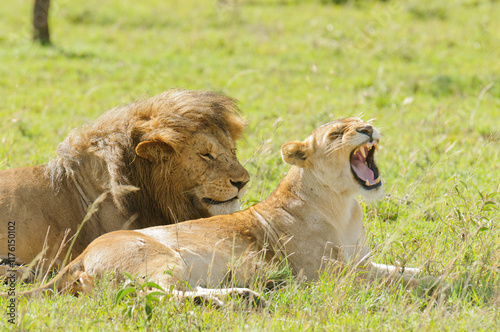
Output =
[{"x1": 1, "y1": 0, "x2": 500, "y2": 330}]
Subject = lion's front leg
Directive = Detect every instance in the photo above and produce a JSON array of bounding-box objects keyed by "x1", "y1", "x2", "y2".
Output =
[
  {"x1": 367, "y1": 261, "x2": 448, "y2": 299},
  {"x1": 172, "y1": 286, "x2": 267, "y2": 308},
  {"x1": 368, "y1": 262, "x2": 423, "y2": 287}
]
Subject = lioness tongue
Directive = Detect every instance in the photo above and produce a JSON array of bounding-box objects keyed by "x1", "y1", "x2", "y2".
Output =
[{"x1": 351, "y1": 159, "x2": 375, "y2": 183}]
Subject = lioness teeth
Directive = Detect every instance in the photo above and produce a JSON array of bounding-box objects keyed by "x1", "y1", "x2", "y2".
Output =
[
  {"x1": 373, "y1": 142, "x2": 379, "y2": 151},
  {"x1": 359, "y1": 147, "x2": 366, "y2": 158},
  {"x1": 374, "y1": 178, "x2": 381, "y2": 184},
  {"x1": 365, "y1": 180, "x2": 370, "y2": 186}
]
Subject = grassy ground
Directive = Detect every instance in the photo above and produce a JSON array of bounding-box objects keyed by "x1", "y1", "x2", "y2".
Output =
[{"x1": 1, "y1": 0, "x2": 499, "y2": 330}]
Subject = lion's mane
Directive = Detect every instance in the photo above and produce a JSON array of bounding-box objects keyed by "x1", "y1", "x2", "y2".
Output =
[{"x1": 46, "y1": 89, "x2": 246, "y2": 226}]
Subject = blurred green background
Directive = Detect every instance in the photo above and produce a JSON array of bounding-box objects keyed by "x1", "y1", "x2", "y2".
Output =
[{"x1": 1, "y1": 0, "x2": 499, "y2": 330}]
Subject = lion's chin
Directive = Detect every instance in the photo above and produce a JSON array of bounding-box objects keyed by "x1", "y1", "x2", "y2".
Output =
[{"x1": 205, "y1": 199, "x2": 241, "y2": 216}]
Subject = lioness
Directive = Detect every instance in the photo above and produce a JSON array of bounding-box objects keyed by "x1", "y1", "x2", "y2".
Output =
[
  {"x1": 9, "y1": 118, "x2": 425, "y2": 304},
  {"x1": 0, "y1": 89, "x2": 249, "y2": 272}
]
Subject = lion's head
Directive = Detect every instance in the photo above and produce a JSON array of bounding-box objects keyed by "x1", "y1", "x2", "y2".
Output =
[
  {"x1": 281, "y1": 117, "x2": 383, "y2": 201},
  {"x1": 48, "y1": 89, "x2": 250, "y2": 226}
]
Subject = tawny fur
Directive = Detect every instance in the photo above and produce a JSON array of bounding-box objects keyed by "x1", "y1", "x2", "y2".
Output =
[
  {"x1": 5, "y1": 118, "x2": 430, "y2": 304},
  {"x1": 0, "y1": 89, "x2": 249, "y2": 270}
]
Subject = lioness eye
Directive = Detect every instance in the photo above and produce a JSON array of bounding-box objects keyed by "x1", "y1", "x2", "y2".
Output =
[
  {"x1": 329, "y1": 126, "x2": 346, "y2": 140},
  {"x1": 329, "y1": 132, "x2": 342, "y2": 140}
]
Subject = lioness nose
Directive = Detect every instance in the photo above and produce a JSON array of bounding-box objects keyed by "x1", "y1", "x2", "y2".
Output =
[{"x1": 356, "y1": 126, "x2": 373, "y2": 140}]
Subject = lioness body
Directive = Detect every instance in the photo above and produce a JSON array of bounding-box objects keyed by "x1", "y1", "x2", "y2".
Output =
[
  {"x1": 13, "y1": 118, "x2": 425, "y2": 302},
  {"x1": 0, "y1": 89, "x2": 249, "y2": 269},
  {"x1": 68, "y1": 167, "x2": 370, "y2": 289}
]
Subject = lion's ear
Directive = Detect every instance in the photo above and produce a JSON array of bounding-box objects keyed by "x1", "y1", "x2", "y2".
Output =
[
  {"x1": 136, "y1": 140, "x2": 174, "y2": 162},
  {"x1": 281, "y1": 141, "x2": 310, "y2": 168}
]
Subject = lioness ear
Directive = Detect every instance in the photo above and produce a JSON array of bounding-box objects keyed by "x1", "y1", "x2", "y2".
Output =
[
  {"x1": 136, "y1": 140, "x2": 174, "y2": 162},
  {"x1": 281, "y1": 141, "x2": 310, "y2": 168}
]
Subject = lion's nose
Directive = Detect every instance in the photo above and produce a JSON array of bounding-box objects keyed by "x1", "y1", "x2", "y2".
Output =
[
  {"x1": 356, "y1": 126, "x2": 373, "y2": 140},
  {"x1": 230, "y1": 179, "x2": 249, "y2": 190},
  {"x1": 230, "y1": 168, "x2": 250, "y2": 190}
]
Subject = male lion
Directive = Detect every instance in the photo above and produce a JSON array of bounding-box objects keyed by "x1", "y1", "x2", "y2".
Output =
[
  {"x1": 0, "y1": 89, "x2": 250, "y2": 273},
  {"x1": 7, "y1": 118, "x2": 433, "y2": 305}
]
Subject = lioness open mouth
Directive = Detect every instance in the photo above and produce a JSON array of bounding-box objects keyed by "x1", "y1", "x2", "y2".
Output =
[
  {"x1": 202, "y1": 196, "x2": 238, "y2": 205},
  {"x1": 350, "y1": 141, "x2": 382, "y2": 190}
]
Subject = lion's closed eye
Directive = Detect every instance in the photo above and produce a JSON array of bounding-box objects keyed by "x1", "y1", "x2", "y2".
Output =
[{"x1": 199, "y1": 153, "x2": 215, "y2": 161}]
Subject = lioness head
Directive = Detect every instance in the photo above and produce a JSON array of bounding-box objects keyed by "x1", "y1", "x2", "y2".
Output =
[{"x1": 281, "y1": 117, "x2": 383, "y2": 201}]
